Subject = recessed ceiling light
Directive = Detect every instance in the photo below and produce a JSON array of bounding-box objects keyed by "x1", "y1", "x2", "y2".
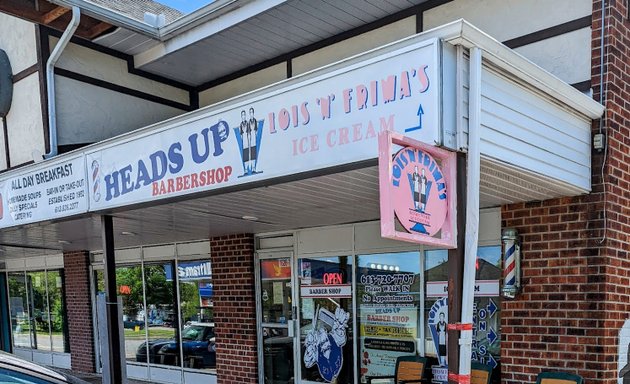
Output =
[
  {"x1": 242, "y1": 215, "x2": 259, "y2": 221},
  {"x1": 121, "y1": 231, "x2": 136, "y2": 236},
  {"x1": 58, "y1": 240, "x2": 71, "y2": 245}
]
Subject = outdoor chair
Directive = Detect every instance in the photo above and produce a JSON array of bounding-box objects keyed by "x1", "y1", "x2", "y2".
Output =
[
  {"x1": 471, "y1": 362, "x2": 493, "y2": 384},
  {"x1": 366, "y1": 355, "x2": 428, "y2": 384},
  {"x1": 536, "y1": 371, "x2": 583, "y2": 384}
]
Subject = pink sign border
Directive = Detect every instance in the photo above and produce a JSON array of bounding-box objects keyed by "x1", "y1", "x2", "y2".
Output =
[{"x1": 378, "y1": 131, "x2": 457, "y2": 248}]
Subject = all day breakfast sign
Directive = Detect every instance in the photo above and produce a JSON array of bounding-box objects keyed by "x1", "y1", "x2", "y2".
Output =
[
  {"x1": 0, "y1": 156, "x2": 88, "y2": 228},
  {"x1": 0, "y1": 38, "x2": 449, "y2": 228},
  {"x1": 86, "y1": 38, "x2": 443, "y2": 210}
]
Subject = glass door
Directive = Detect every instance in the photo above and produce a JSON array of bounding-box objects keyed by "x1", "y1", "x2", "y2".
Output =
[
  {"x1": 258, "y1": 253, "x2": 296, "y2": 384},
  {"x1": 297, "y1": 256, "x2": 354, "y2": 384}
]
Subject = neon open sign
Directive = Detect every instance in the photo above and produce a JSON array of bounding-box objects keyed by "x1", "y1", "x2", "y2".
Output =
[{"x1": 323, "y1": 272, "x2": 345, "y2": 285}]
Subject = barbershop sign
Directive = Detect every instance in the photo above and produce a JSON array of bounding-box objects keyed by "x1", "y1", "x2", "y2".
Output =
[
  {"x1": 86, "y1": 38, "x2": 445, "y2": 210},
  {"x1": 0, "y1": 38, "x2": 451, "y2": 227}
]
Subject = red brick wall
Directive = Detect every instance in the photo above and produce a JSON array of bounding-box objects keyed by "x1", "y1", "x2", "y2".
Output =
[
  {"x1": 501, "y1": 1, "x2": 630, "y2": 383},
  {"x1": 63, "y1": 251, "x2": 96, "y2": 373},
  {"x1": 210, "y1": 234, "x2": 258, "y2": 384}
]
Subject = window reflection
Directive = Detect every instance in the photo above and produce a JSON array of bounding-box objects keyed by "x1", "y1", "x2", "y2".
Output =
[
  {"x1": 8, "y1": 272, "x2": 31, "y2": 349},
  {"x1": 47, "y1": 271, "x2": 67, "y2": 353},
  {"x1": 28, "y1": 272, "x2": 50, "y2": 351},
  {"x1": 178, "y1": 260, "x2": 215, "y2": 371},
  {"x1": 115, "y1": 265, "x2": 146, "y2": 362},
  {"x1": 141, "y1": 263, "x2": 178, "y2": 367},
  {"x1": 8, "y1": 270, "x2": 68, "y2": 353},
  {"x1": 94, "y1": 258, "x2": 215, "y2": 373}
]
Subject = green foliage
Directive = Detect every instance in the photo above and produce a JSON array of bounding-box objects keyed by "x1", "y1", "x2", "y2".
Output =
[{"x1": 180, "y1": 281, "x2": 200, "y2": 321}]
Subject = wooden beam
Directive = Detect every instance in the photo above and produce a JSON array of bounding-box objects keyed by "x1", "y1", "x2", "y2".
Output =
[
  {"x1": 84, "y1": 21, "x2": 114, "y2": 39},
  {"x1": 42, "y1": 6, "x2": 69, "y2": 24},
  {"x1": 0, "y1": 0, "x2": 43, "y2": 23}
]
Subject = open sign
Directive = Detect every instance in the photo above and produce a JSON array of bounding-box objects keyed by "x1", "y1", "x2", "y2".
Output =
[{"x1": 323, "y1": 272, "x2": 344, "y2": 285}]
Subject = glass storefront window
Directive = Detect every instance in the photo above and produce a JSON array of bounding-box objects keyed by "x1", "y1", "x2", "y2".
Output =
[
  {"x1": 298, "y1": 256, "x2": 353, "y2": 383},
  {"x1": 47, "y1": 271, "x2": 67, "y2": 353},
  {"x1": 473, "y1": 246, "x2": 501, "y2": 371},
  {"x1": 357, "y1": 252, "x2": 421, "y2": 383},
  {"x1": 178, "y1": 260, "x2": 214, "y2": 371},
  {"x1": 8, "y1": 272, "x2": 31, "y2": 349},
  {"x1": 143, "y1": 263, "x2": 178, "y2": 368},
  {"x1": 115, "y1": 265, "x2": 146, "y2": 362},
  {"x1": 424, "y1": 246, "x2": 502, "y2": 381},
  {"x1": 7, "y1": 270, "x2": 68, "y2": 353},
  {"x1": 94, "y1": 257, "x2": 215, "y2": 375},
  {"x1": 28, "y1": 271, "x2": 50, "y2": 351}
]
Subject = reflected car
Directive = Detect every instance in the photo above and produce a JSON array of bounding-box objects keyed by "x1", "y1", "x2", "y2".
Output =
[
  {"x1": 136, "y1": 322, "x2": 216, "y2": 369},
  {"x1": 0, "y1": 351, "x2": 89, "y2": 383}
]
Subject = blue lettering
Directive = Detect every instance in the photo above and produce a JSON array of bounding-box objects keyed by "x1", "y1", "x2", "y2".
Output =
[
  {"x1": 149, "y1": 151, "x2": 168, "y2": 181},
  {"x1": 432, "y1": 168, "x2": 443, "y2": 182},
  {"x1": 119, "y1": 165, "x2": 134, "y2": 195},
  {"x1": 104, "y1": 172, "x2": 119, "y2": 201},
  {"x1": 392, "y1": 164, "x2": 402, "y2": 187},
  {"x1": 168, "y1": 142, "x2": 184, "y2": 173},
  {"x1": 135, "y1": 159, "x2": 152, "y2": 189},
  {"x1": 209, "y1": 121, "x2": 229, "y2": 157},
  {"x1": 395, "y1": 151, "x2": 408, "y2": 169},
  {"x1": 404, "y1": 148, "x2": 416, "y2": 163},
  {"x1": 189, "y1": 128, "x2": 211, "y2": 164}
]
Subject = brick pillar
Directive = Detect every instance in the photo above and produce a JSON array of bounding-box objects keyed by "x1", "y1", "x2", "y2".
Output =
[
  {"x1": 63, "y1": 251, "x2": 96, "y2": 373},
  {"x1": 500, "y1": 1, "x2": 630, "y2": 383},
  {"x1": 211, "y1": 234, "x2": 257, "y2": 384}
]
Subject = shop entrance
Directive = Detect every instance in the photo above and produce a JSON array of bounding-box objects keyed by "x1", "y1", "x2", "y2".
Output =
[
  {"x1": 257, "y1": 252, "x2": 356, "y2": 384},
  {"x1": 258, "y1": 252, "x2": 296, "y2": 384},
  {"x1": 297, "y1": 256, "x2": 354, "y2": 384}
]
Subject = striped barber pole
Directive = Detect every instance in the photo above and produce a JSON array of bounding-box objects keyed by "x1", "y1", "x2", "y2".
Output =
[{"x1": 504, "y1": 239, "x2": 516, "y2": 287}]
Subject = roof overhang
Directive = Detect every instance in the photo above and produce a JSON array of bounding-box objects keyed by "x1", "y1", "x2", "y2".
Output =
[{"x1": 0, "y1": 20, "x2": 604, "y2": 255}]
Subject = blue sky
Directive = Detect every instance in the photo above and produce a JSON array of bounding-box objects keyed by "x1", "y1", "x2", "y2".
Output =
[{"x1": 158, "y1": 0, "x2": 212, "y2": 14}]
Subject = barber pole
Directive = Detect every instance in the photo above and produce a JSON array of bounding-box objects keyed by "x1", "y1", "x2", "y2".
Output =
[{"x1": 501, "y1": 228, "x2": 520, "y2": 299}]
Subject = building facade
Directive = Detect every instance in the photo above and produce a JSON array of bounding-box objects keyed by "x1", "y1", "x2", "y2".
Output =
[{"x1": 0, "y1": 0, "x2": 625, "y2": 383}]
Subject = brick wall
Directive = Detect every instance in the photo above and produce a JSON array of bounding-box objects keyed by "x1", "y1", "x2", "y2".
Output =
[
  {"x1": 500, "y1": 1, "x2": 630, "y2": 383},
  {"x1": 210, "y1": 234, "x2": 258, "y2": 384},
  {"x1": 63, "y1": 251, "x2": 96, "y2": 373}
]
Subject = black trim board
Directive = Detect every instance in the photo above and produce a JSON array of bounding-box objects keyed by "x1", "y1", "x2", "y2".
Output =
[
  {"x1": 503, "y1": 15, "x2": 592, "y2": 49},
  {"x1": 196, "y1": 0, "x2": 454, "y2": 91},
  {"x1": 571, "y1": 80, "x2": 591, "y2": 93},
  {"x1": 2, "y1": 117, "x2": 10, "y2": 168},
  {"x1": 196, "y1": 6, "x2": 590, "y2": 94},
  {"x1": 36, "y1": 25, "x2": 50, "y2": 154},
  {"x1": 44, "y1": 27, "x2": 198, "y2": 103},
  {"x1": 54, "y1": 68, "x2": 192, "y2": 111},
  {"x1": 12, "y1": 64, "x2": 38, "y2": 83}
]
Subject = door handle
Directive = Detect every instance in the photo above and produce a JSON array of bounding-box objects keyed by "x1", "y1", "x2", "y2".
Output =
[{"x1": 287, "y1": 320, "x2": 295, "y2": 338}]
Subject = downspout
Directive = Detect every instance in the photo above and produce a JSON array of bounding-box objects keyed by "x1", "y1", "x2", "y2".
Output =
[{"x1": 43, "y1": 6, "x2": 80, "y2": 160}]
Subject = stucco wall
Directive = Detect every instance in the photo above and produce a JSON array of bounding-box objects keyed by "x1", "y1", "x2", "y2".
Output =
[{"x1": 0, "y1": 13, "x2": 42, "y2": 168}]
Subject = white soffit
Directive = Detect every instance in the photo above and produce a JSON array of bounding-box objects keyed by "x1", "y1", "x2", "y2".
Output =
[{"x1": 0, "y1": 162, "x2": 558, "y2": 255}]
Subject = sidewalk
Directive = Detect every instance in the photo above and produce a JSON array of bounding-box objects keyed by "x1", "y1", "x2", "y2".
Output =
[{"x1": 58, "y1": 369, "x2": 149, "y2": 384}]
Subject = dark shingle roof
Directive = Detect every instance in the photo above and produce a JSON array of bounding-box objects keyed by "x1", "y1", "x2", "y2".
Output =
[{"x1": 86, "y1": 0, "x2": 184, "y2": 24}]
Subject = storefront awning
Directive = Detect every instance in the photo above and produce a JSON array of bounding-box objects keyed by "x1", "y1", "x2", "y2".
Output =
[{"x1": 0, "y1": 20, "x2": 604, "y2": 254}]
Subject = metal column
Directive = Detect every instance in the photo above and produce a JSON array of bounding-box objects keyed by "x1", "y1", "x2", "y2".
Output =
[
  {"x1": 101, "y1": 215, "x2": 125, "y2": 384},
  {"x1": 447, "y1": 152, "x2": 466, "y2": 382}
]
